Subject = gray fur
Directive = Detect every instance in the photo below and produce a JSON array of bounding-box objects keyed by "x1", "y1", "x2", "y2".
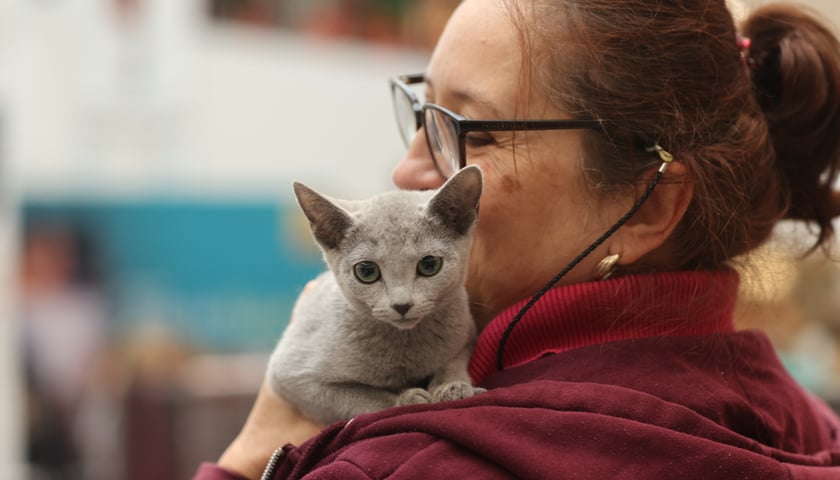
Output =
[{"x1": 267, "y1": 166, "x2": 485, "y2": 425}]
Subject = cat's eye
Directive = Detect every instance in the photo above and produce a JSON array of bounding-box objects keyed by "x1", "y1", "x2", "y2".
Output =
[
  {"x1": 353, "y1": 261, "x2": 381, "y2": 284},
  {"x1": 417, "y1": 256, "x2": 443, "y2": 277}
]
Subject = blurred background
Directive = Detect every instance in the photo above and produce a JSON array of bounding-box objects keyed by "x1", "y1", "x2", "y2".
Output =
[{"x1": 0, "y1": 0, "x2": 837, "y2": 478}]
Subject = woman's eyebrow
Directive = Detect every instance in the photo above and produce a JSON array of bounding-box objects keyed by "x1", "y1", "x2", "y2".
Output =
[
  {"x1": 426, "y1": 77, "x2": 506, "y2": 118},
  {"x1": 451, "y1": 89, "x2": 506, "y2": 119}
]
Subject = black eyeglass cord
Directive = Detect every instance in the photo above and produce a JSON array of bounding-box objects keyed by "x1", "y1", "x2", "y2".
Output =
[{"x1": 496, "y1": 154, "x2": 673, "y2": 371}]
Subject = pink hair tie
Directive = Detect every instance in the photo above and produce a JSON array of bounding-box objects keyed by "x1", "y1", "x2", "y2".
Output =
[{"x1": 737, "y1": 35, "x2": 756, "y2": 70}]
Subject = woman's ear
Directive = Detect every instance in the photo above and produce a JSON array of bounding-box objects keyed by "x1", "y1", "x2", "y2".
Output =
[{"x1": 609, "y1": 161, "x2": 693, "y2": 266}]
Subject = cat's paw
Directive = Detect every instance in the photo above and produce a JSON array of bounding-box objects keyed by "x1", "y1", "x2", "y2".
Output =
[
  {"x1": 431, "y1": 381, "x2": 486, "y2": 402},
  {"x1": 396, "y1": 388, "x2": 432, "y2": 406}
]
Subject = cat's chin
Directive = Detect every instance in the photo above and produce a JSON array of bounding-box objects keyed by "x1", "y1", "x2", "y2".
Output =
[{"x1": 385, "y1": 317, "x2": 423, "y2": 330}]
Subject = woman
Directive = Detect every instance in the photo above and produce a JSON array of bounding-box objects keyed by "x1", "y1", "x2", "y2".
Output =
[{"x1": 196, "y1": 0, "x2": 840, "y2": 478}]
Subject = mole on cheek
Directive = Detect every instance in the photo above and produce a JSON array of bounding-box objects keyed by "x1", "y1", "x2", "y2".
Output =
[{"x1": 500, "y1": 174, "x2": 522, "y2": 193}]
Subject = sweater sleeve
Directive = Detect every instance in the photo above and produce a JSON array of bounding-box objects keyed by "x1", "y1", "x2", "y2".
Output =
[{"x1": 192, "y1": 462, "x2": 249, "y2": 480}]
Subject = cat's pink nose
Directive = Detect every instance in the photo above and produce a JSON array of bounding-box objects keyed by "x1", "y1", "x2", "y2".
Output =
[{"x1": 392, "y1": 303, "x2": 413, "y2": 316}]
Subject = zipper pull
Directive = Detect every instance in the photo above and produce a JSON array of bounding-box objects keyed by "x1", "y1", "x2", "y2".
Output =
[{"x1": 260, "y1": 447, "x2": 286, "y2": 480}]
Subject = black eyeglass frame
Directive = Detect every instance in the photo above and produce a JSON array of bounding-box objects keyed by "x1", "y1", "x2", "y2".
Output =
[{"x1": 390, "y1": 73, "x2": 608, "y2": 177}]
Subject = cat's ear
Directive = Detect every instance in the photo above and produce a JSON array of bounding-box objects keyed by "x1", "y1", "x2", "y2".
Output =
[
  {"x1": 427, "y1": 165, "x2": 483, "y2": 236},
  {"x1": 293, "y1": 182, "x2": 353, "y2": 250}
]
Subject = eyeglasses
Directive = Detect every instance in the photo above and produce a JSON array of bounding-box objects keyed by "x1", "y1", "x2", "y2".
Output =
[{"x1": 389, "y1": 73, "x2": 607, "y2": 178}]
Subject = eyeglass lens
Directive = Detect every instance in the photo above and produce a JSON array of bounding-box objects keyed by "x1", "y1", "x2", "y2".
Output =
[
  {"x1": 425, "y1": 108, "x2": 459, "y2": 178},
  {"x1": 392, "y1": 85, "x2": 418, "y2": 147},
  {"x1": 392, "y1": 79, "x2": 461, "y2": 178}
]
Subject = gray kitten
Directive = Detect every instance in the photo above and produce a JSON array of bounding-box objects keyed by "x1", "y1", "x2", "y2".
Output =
[{"x1": 267, "y1": 165, "x2": 484, "y2": 425}]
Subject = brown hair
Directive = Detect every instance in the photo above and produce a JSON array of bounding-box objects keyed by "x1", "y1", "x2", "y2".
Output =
[{"x1": 512, "y1": 1, "x2": 840, "y2": 269}]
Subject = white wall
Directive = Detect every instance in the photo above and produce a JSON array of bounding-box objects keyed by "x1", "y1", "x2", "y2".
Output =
[{"x1": 11, "y1": 1, "x2": 428, "y2": 202}]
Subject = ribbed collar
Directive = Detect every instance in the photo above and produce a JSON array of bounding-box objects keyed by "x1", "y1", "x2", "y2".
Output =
[{"x1": 469, "y1": 270, "x2": 739, "y2": 383}]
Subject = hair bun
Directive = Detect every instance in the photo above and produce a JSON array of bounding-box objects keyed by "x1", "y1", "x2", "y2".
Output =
[{"x1": 742, "y1": 4, "x2": 840, "y2": 248}]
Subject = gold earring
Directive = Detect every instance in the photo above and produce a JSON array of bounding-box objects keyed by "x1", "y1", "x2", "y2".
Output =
[{"x1": 593, "y1": 254, "x2": 621, "y2": 280}]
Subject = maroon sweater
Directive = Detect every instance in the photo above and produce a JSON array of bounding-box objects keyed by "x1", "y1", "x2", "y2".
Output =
[{"x1": 195, "y1": 271, "x2": 840, "y2": 479}]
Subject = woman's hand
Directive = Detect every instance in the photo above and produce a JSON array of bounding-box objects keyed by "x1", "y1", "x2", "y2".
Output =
[
  {"x1": 218, "y1": 281, "x2": 323, "y2": 479},
  {"x1": 218, "y1": 380, "x2": 324, "y2": 479}
]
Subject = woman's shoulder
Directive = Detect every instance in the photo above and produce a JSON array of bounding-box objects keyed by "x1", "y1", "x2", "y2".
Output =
[
  {"x1": 482, "y1": 331, "x2": 838, "y2": 453},
  {"x1": 251, "y1": 331, "x2": 839, "y2": 479},
  {"x1": 196, "y1": 332, "x2": 840, "y2": 480}
]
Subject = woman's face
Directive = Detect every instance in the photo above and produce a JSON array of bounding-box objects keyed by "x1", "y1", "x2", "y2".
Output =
[{"x1": 392, "y1": 0, "x2": 624, "y2": 327}]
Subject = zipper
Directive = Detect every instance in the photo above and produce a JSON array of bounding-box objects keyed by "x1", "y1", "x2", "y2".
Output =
[
  {"x1": 260, "y1": 447, "x2": 286, "y2": 480},
  {"x1": 260, "y1": 419, "x2": 353, "y2": 479}
]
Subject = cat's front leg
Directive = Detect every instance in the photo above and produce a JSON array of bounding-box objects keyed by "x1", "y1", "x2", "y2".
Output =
[
  {"x1": 395, "y1": 387, "x2": 432, "y2": 406},
  {"x1": 431, "y1": 381, "x2": 486, "y2": 402},
  {"x1": 427, "y1": 343, "x2": 486, "y2": 403},
  {"x1": 315, "y1": 382, "x2": 401, "y2": 423}
]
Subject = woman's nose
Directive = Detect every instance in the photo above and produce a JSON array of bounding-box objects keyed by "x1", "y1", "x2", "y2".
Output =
[{"x1": 392, "y1": 128, "x2": 446, "y2": 191}]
